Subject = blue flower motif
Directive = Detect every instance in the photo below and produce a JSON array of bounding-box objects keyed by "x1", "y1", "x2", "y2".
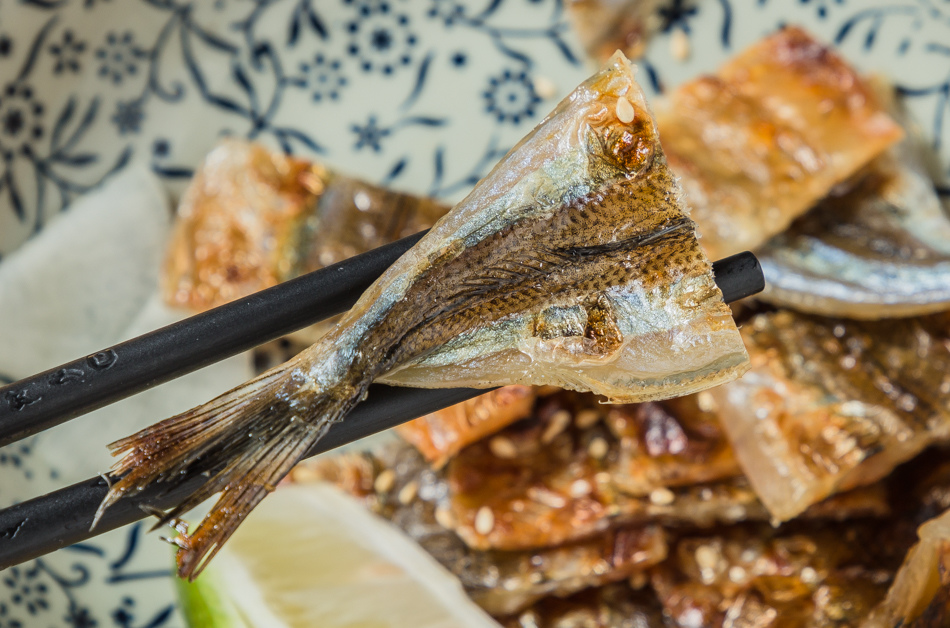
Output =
[
  {"x1": 298, "y1": 54, "x2": 347, "y2": 102},
  {"x1": 483, "y1": 69, "x2": 539, "y2": 124},
  {"x1": 351, "y1": 115, "x2": 389, "y2": 151},
  {"x1": 0, "y1": 84, "x2": 44, "y2": 156},
  {"x1": 658, "y1": 0, "x2": 700, "y2": 33},
  {"x1": 0, "y1": 603, "x2": 23, "y2": 628},
  {"x1": 65, "y1": 606, "x2": 96, "y2": 628},
  {"x1": 111, "y1": 100, "x2": 144, "y2": 135},
  {"x1": 0, "y1": 35, "x2": 11, "y2": 58},
  {"x1": 799, "y1": 0, "x2": 844, "y2": 20},
  {"x1": 49, "y1": 30, "x2": 86, "y2": 74},
  {"x1": 95, "y1": 31, "x2": 146, "y2": 85},
  {"x1": 2, "y1": 567, "x2": 48, "y2": 617},
  {"x1": 346, "y1": 8, "x2": 417, "y2": 74},
  {"x1": 426, "y1": 0, "x2": 465, "y2": 25}
]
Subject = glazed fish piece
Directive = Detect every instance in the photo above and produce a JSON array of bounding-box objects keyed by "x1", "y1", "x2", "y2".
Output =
[
  {"x1": 395, "y1": 385, "x2": 537, "y2": 467},
  {"x1": 162, "y1": 139, "x2": 449, "y2": 340},
  {"x1": 651, "y1": 520, "x2": 917, "y2": 628},
  {"x1": 99, "y1": 53, "x2": 749, "y2": 579},
  {"x1": 291, "y1": 446, "x2": 667, "y2": 617},
  {"x1": 656, "y1": 27, "x2": 903, "y2": 260},
  {"x1": 709, "y1": 310, "x2": 950, "y2": 522},
  {"x1": 441, "y1": 391, "x2": 888, "y2": 552},
  {"x1": 758, "y1": 129, "x2": 950, "y2": 319},
  {"x1": 500, "y1": 582, "x2": 669, "y2": 628}
]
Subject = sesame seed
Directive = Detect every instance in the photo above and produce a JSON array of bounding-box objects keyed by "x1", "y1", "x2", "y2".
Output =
[
  {"x1": 649, "y1": 487, "x2": 675, "y2": 506},
  {"x1": 588, "y1": 437, "x2": 609, "y2": 459},
  {"x1": 800, "y1": 566, "x2": 819, "y2": 584},
  {"x1": 728, "y1": 565, "x2": 747, "y2": 583},
  {"x1": 435, "y1": 507, "x2": 455, "y2": 530},
  {"x1": 397, "y1": 480, "x2": 418, "y2": 505},
  {"x1": 615, "y1": 97, "x2": 635, "y2": 124},
  {"x1": 374, "y1": 469, "x2": 396, "y2": 494},
  {"x1": 569, "y1": 479, "x2": 592, "y2": 497},
  {"x1": 475, "y1": 506, "x2": 495, "y2": 535},
  {"x1": 532, "y1": 75, "x2": 557, "y2": 100},
  {"x1": 528, "y1": 486, "x2": 567, "y2": 508},
  {"x1": 671, "y1": 28, "x2": 690, "y2": 62},
  {"x1": 695, "y1": 545, "x2": 719, "y2": 571},
  {"x1": 489, "y1": 435, "x2": 519, "y2": 459},
  {"x1": 574, "y1": 409, "x2": 601, "y2": 429},
  {"x1": 541, "y1": 410, "x2": 572, "y2": 444}
]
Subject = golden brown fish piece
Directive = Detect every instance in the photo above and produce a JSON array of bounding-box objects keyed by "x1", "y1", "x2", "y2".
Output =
[
  {"x1": 758, "y1": 124, "x2": 950, "y2": 319},
  {"x1": 395, "y1": 385, "x2": 536, "y2": 467},
  {"x1": 99, "y1": 53, "x2": 749, "y2": 580},
  {"x1": 442, "y1": 392, "x2": 888, "y2": 551},
  {"x1": 656, "y1": 27, "x2": 903, "y2": 260},
  {"x1": 651, "y1": 520, "x2": 917, "y2": 628},
  {"x1": 709, "y1": 310, "x2": 950, "y2": 522},
  {"x1": 500, "y1": 583, "x2": 668, "y2": 628},
  {"x1": 162, "y1": 139, "x2": 448, "y2": 313},
  {"x1": 290, "y1": 445, "x2": 667, "y2": 617}
]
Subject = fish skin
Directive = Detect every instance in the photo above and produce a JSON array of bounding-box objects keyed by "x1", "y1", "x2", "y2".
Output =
[
  {"x1": 709, "y1": 310, "x2": 950, "y2": 523},
  {"x1": 290, "y1": 445, "x2": 668, "y2": 617},
  {"x1": 98, "y1": 52, "x2": 748, "y2": 580},
  {"x1": 656, "y1": 27, "x2": 903, "y2": 262},
  {"x1": 758, "y1": 131, "x2": 950, "y2": 319}
]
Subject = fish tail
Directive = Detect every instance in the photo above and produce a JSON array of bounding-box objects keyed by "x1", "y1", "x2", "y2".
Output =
[{"x1": 94, "y1": 358, "x2": 358, "y2": 581}]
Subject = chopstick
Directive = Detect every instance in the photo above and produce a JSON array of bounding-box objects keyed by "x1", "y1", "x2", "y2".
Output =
[
  {"x1": 0, "y1": 239, "x2": 764, "y2": 569},
  {"x1": 0, "y1": 231, "x2": 425, "y2": 447}
]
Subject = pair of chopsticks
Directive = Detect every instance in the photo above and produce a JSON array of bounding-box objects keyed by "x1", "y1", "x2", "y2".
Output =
[{"x1": 0, "y1": 231, "x2": 764, "y2": 569}]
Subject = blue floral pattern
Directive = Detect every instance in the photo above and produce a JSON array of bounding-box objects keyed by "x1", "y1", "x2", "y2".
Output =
[{"x1": 0, "y1": 0, "x2": 949, "y2": 625}]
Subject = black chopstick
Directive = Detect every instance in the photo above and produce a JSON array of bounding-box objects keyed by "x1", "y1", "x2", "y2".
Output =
[
  {"x1": 0, "y1": 248, "x2": 763, "y2": 569},
  {"x1": 0, "y1": 231, "x2": 427, "y2": 447}
]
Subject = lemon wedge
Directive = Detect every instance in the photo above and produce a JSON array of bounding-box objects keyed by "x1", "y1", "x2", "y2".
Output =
[{"x1": 177, "y1": 483, "x2": 501, "y2": 628}]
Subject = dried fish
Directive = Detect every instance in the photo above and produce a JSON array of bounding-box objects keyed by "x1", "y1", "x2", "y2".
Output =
[
  {"x1": 500, "y1": 583, "x2": 668, "y2": 628},
  {"x1": 441, "y1": 392, "x2": 888, "y2": 551},
  {"x1": 293, "y1": 445, "x2": 667, "y2": 616},
  {"x1": 99, "y1": 53, "x2": 748, "y2": 579},
  {"x1": 396, "y1": 386, "x2": 536, "y2": 467},
  {"x1": 709, "y1": 310, "x2": 950, "y2": 522},
  {"x1": 758, "y1": 128, "x2": 950, "y2": 319},
  {"x1": 652, "y1": 521, "x2": 915, "y2": 628},
  {"x1": 162, "y1": 139, "x2": 449, "y2": 340},
  {"x1": 656, "y1": 27, "x2": 902, "y2": 260}
]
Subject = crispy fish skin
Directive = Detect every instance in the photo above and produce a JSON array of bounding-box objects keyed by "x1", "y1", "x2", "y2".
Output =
[
  {"x1": 162, "y1": 139, "x2": 449, "y2": 313},
  {"x1": 710, "y1": 310, "x2": 950, "y2": 522},
  {"x1": 395, "y1": 386, "x2": 537, "y2": 467},
  {"x1": 657, "y1": 27, "x2": 903, "y2": 260},
  {"x1": 99, "y1": 53, "x2": 748, "y2": 580},
  {"x1": 501, "y1": 583, "x2": 669, "y2": 628},
  {"x1": 758, "y1": 131, "x2": 950, "y2": 319},
  {"x1": 442, "y1": 392, "x2": 888, "y2": 552},
  {"x1": 652, "y1": 522, "x2": 913, "y2": 628},
  {"x1": 291, "y1": 446, "x2": 667, "y2": 617}
]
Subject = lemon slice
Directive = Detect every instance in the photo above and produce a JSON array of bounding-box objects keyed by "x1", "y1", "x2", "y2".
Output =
[{"x1": 177, "y1": 483, "x2": 501, "y2": 628}]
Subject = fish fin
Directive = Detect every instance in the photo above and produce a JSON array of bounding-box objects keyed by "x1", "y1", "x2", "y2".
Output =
[{"x1": 95, "y1": 360, "x2": 347, "y2": 581}]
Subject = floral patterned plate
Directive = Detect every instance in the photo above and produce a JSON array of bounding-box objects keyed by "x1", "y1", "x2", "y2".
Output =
[{"x1": 0, "y1": 0, "x2": 948, "y2": 626}]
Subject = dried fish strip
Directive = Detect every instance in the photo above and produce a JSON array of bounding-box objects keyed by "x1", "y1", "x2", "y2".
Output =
[
  {"x1": 162, "y1": 139, "x2": 449, "y2": 312},
  {"x1": 395, "y1": 386, "x2": 537, "y2": 467},
  {"x1": 656, "y1": 27, "x2": 902, "y2": 260},
  {"x1": 710, "y1": 310, "x2": 950, "y2": 522},
  {"x1": 758, "y1": 128, "x2": 950, "y2": 319}
]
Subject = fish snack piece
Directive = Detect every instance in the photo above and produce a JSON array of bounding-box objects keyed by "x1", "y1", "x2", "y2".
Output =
[
  {"x1": 758, "y1": 119, "x2": 950, "y2": 320},
  {"x1": 98, "y1": 52, "x2": 749, "y2": 580},
  {"x1": 656, "y1": 27, "x2": 903, "y2": 260},
  {"x1": 710, "y1": 310, "x2": 950, "y2": 522},
  {"x1": 163, "y1": 139, "x2": 449, "y2": 313}
]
